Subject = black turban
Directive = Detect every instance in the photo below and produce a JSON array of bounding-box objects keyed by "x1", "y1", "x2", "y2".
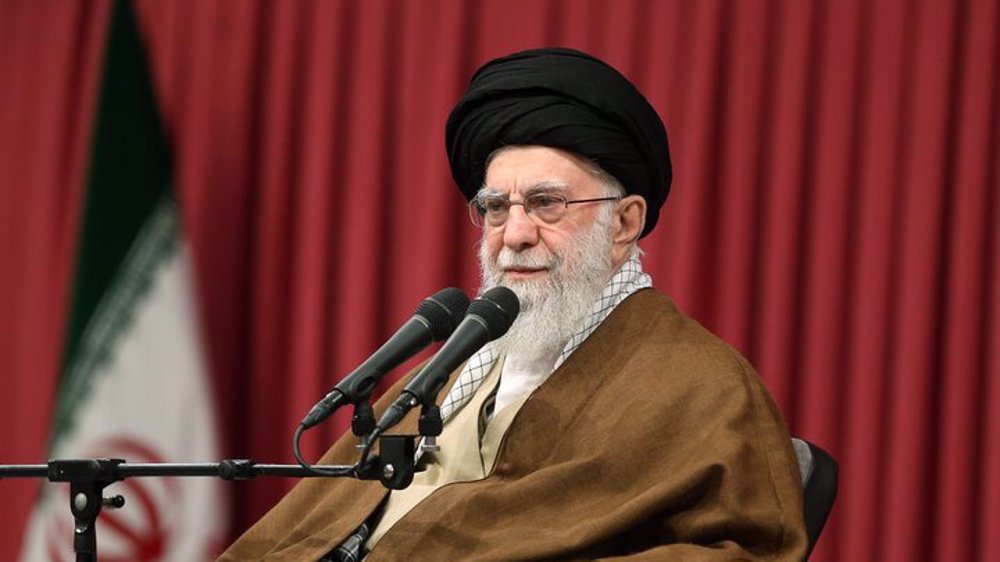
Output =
[{"x1": 445, "y1": 47, "x2": 671, "y2": 238}]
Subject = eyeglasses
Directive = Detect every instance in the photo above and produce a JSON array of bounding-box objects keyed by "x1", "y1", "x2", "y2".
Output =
[{"x1": 469, "y1": 193, "x2": 622, "y2": 228}]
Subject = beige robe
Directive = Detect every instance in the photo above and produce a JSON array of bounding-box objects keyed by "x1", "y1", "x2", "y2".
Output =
[
  {"x1": 218, "y1": 289, "x2": 808, "y2": 561},
  {"x1": 366, "y1": 357, "x2": 514, "y2": 548}
]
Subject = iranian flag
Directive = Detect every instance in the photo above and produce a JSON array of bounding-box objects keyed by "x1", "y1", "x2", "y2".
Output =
[{"x1": 19, "y1": 0, "x2": 228, "y2": 560}]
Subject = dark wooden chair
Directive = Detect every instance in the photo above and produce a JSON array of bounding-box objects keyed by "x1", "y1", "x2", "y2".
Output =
[{"x1": 791, "y1": 437, "x2": 839, "y2": 558}]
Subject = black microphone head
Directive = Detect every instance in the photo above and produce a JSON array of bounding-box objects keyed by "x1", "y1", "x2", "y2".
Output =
[
  {"x1": 469, "y1": 286, "x2": 520, "y2": 340},
  {"x1": 416, "y1": 287, "x2": 470, "y2": 341}
]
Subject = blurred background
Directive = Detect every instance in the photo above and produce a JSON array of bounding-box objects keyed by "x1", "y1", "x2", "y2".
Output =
[{"x1": 1, "y1": 0, "x2": 997, "y2": 560}]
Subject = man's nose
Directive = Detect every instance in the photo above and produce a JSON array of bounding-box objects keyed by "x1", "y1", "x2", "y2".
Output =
[{"x1": 502, "y1": 205, "x2": 539, "y2": 251}]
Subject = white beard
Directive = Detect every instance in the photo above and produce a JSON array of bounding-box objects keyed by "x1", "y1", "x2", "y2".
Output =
[{"x1": 478, "y1": 212, "x2": 616, "y2": 362}]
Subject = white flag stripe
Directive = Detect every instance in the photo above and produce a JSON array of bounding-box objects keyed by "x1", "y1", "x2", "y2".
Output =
[{"x1": 20, "y1": 201, "x2": 226, "y2": 561}]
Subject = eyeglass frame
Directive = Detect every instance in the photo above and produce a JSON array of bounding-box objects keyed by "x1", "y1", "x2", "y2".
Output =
[{"x1": 468, "y1": 191, "x2": 623, "y2": 228}]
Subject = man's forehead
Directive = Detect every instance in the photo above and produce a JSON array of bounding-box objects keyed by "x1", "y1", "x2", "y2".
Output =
[
  {"x1": 485, "y1": 145, "x2": 593, "y2": 171},
  {"x1": 478, "y1": 180, "x2": 570, "y2": 197},
  {"x1": 482, "y1": 147, "x2": 602, "y2": 195}
]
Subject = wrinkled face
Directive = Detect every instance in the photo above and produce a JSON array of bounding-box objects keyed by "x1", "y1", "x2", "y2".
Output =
[
  {"x1": 477, "y1": 146, "x2": 621, "y2": 296},
  {"x1": 473, "y1": 146, "x2": 648, "y2": 357},
  {"x1": 476, "y1": 146, "x2": 623, "y2": 357},
  {"x1": 475, "y1": 145, "x2": 648, "y2": 358}
]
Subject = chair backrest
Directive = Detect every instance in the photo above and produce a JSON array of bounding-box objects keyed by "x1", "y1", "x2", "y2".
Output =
[{"x1": 791, "y1": 437, "x2": 838, "y2": 558}]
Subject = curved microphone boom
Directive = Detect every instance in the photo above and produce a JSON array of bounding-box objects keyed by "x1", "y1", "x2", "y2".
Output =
[
  {"x1": 299, "y1": 287, "x2": 470, "y2": 430},
  {"x1": 375, "y1": 286, "x2": 519, "y2": 433}
]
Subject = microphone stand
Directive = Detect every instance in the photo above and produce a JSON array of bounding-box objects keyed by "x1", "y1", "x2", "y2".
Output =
[{"x1": 0, "y1": 436, "x2": 418, "y2": 562}]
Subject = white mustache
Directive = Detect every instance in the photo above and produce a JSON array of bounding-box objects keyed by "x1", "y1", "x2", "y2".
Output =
[{"x1": 494, "y1": 248, "x2": 558, "y2": 270}]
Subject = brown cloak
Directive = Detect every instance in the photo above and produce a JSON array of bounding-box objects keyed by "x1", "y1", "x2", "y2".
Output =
[{"x1": 219, "y1": 289, "x2": 807, "y2": 561}]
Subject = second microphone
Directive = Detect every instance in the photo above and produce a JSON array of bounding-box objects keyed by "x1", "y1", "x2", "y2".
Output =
[{"x1": 375, "y1": 286, "x2": 520, "y2": 433}]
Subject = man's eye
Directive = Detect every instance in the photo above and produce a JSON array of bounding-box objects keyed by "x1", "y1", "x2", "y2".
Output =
[
  {"x1": 482, "y1": 198, "x2": 509, "y2": 213},
  {"x1": 528, "y1": 195, "x2": 563, "y2": 209}
]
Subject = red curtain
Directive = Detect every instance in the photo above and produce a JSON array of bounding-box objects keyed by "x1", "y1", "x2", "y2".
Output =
[
  {"x1": 0, "y1": 0, "x2": 110, "y2": 558},
  {"x1": 1, "y1": 1, "x2": 997, "y2": 560}
]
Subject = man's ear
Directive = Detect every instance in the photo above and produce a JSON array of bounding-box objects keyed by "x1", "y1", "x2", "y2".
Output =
[
  {"x1": 614, "y1": 195, "x2": 646, "y2": 246},
  {"x1": 610, "y1": 195, "x2": 646, "y2": 266}
]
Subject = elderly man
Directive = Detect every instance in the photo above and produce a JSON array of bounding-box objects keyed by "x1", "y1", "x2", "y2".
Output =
[{"x1": 219, "y1": 48, "x2": 806, "y2": 561}]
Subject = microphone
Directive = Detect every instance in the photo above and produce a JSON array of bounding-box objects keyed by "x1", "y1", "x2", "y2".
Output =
[
  {"x1": 299, "y1": 287, "x2": 470, "y2": 430},
  {"x1": 375, "y1": 286, "x2": 519, "y2": 433}
]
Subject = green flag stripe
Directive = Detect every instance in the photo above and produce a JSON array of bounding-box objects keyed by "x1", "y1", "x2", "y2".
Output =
[
  {"x1": 63, "y1": 0, "x2": 171, "y2": 373},
  {"x1": 55, "y1": 0, "x2": 175, "y2": 445}
]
